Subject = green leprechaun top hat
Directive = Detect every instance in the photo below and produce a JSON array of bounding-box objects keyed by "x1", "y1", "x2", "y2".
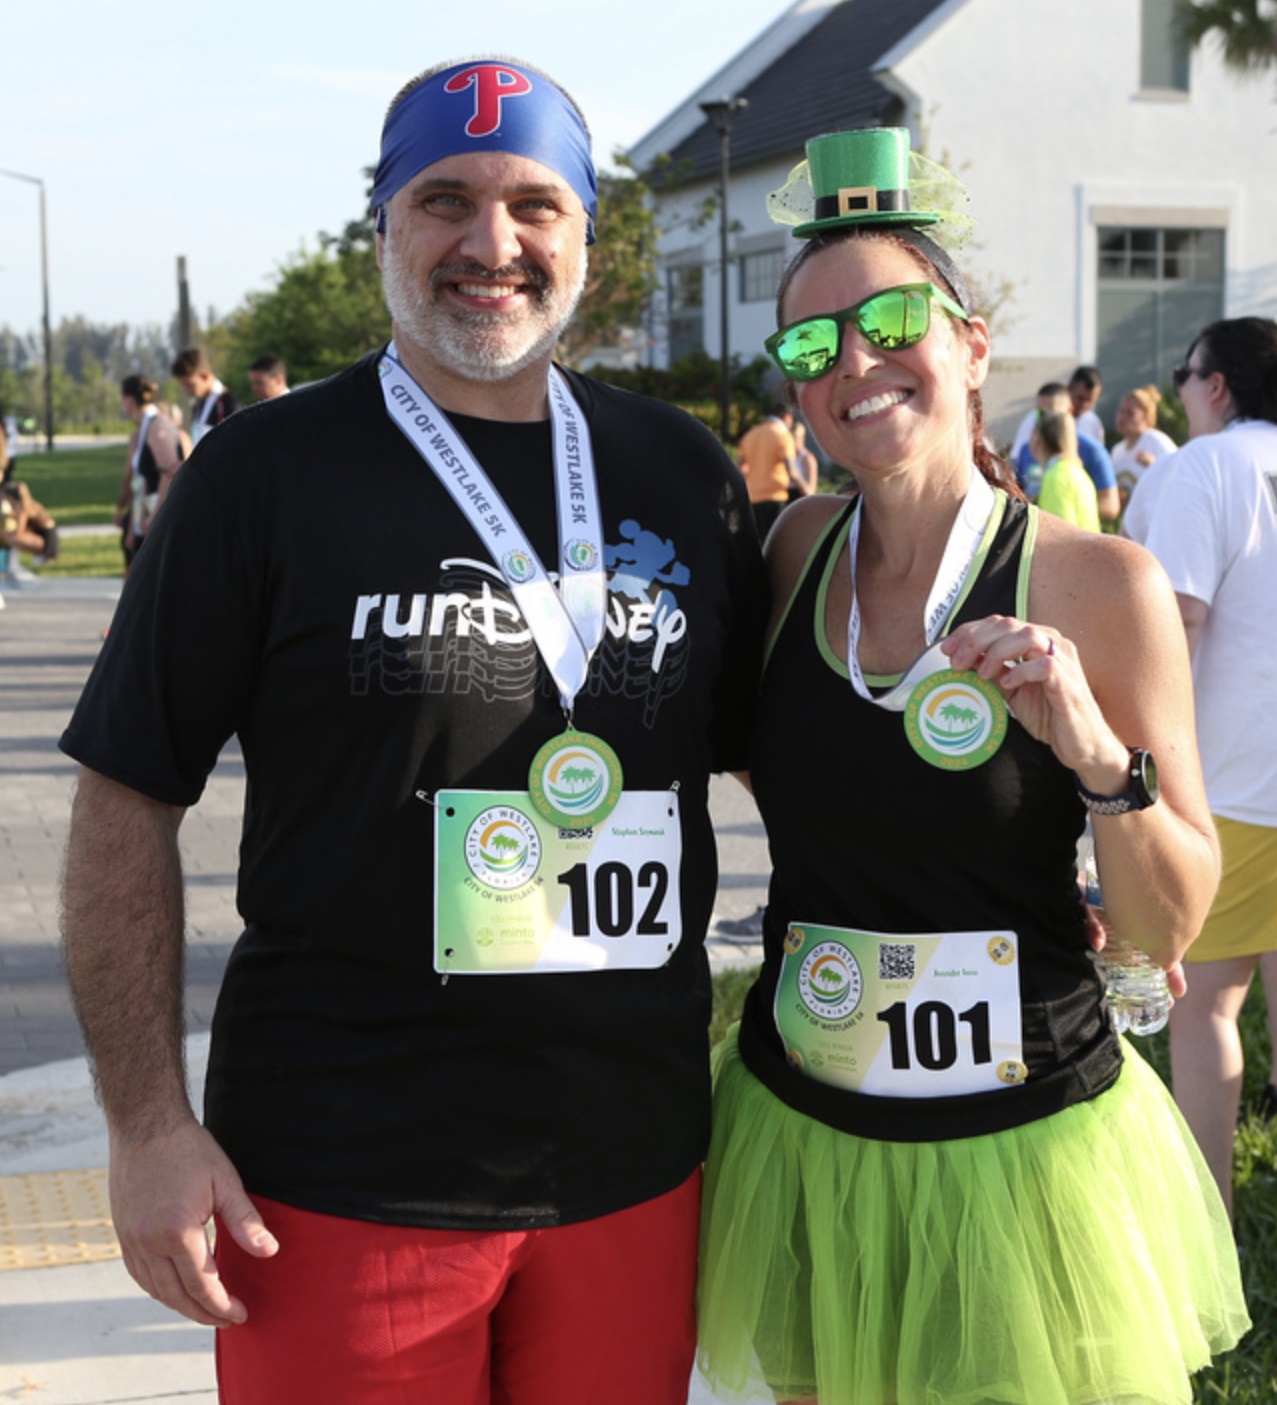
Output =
[
  {"x1": 796, "y1": 127, "x2": 936, "y2": 237},
  {"x1": 768, "y1": 126, "x2": 971, "y2": 247}
]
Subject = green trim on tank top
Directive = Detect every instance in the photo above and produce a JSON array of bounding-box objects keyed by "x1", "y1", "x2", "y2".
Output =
[
  {"x1": 809, "y1": 483, "x2": 1012, "y2": 680},
  {"x1": 1016, "y1": 501, "x2": 1039, "y2": 620}
]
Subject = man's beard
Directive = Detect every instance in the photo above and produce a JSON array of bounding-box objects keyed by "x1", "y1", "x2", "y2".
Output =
[{"x1": 382, "y1": 231, "x2": 586, "y2": 384}]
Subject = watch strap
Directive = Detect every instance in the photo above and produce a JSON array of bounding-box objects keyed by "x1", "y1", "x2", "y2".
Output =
[{"x1": 1075, "y1": 747, "x2": 1157, "y2": 815}]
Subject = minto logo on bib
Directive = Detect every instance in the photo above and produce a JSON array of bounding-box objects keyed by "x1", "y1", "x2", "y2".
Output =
[{"x1": 904, "y1": 669, "x2": 1007, "y2": 771}]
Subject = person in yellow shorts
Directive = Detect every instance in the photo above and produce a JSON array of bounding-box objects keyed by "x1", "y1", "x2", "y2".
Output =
[{"x1": 1131, "y1": 315, "x2": 1277, "y2": 1219}]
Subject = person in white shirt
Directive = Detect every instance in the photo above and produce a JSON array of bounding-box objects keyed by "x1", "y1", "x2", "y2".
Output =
[
  {"x1": 1111, "y1": 383, "x2": 1178, "y2": 505},
  {"x1": 248, "y1": 353, "x2": 290, "y2": 401},
  {"x1": 171, "y1": 346, "x2": 240, "y2": 443},
  {"x1": 1068, "y1": 363, "x2": 1106, "y2": 444},
  {"x1": 1128, "y1": 316, "x2": 1277, "y2": 1218}
]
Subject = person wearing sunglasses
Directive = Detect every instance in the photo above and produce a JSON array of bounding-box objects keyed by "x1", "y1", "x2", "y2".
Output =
[
  {"x1": 696, "y1": 128, "x2": 1246, "y2": 1405},
  {"x1": 1123, "y1": 317, "x2": 1277, "y2": 1226}
]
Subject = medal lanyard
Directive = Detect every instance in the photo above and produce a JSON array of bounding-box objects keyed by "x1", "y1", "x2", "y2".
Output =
[
  {"x1": 192, "y1": 382, "x2": 223, "y2": 434},
  {"x1": 845, "y1": 469, "x2": 996, "y2": 704},
  {"x1": 378, "y1": 344, "x2": 606, "y2": 714},
  {"x1": 131, "y1": 405, "x2": 158, "y2": 473}
]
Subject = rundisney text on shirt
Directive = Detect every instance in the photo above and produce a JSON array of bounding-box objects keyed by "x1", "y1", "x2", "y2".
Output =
[{"x1": 347, "y1": 526, "x2": 693, "y2": 727}]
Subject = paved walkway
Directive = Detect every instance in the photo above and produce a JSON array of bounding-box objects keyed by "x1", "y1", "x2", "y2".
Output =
[{"x1": 0, "y1": 574, "x2": 769, "y2": 1403}]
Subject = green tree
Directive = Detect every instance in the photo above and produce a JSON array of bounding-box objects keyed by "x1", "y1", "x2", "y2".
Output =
[
  {"x1": 223, "y1": 239, "x2": 389, "y2": 391},
  {"x1": 1176, "y1": 0, "x2": 1277, "y2": 79},
  {"x1": 558, "y1": 156, "x2": 660, "y2": 367}
]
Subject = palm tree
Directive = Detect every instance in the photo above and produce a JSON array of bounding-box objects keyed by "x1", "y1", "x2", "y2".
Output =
[{"x1": 1176, "y1": 0, "x2": 1277, "y2": 75}]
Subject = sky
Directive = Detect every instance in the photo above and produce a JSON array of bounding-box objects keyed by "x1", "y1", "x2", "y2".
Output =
[{"x1": 0, "y1": 0, "x2": 789, "y2": 342}]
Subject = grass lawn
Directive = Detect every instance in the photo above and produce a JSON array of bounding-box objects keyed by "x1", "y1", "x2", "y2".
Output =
[
  {"x1": 6, "y1": 443, "x2": 126, "y2": 577},
  {"x1": 38, "y1": 531, "x2": 126, "y2": 578},
  {"x1": 10, "y1": 443, "x2": 124, "y2": 525},
  {"x1": 711, "y1": 965, "x2": 1277, "y2": 1402}
]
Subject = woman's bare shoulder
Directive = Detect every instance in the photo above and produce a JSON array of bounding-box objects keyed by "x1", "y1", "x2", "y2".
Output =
[
  {"x1": 1028, "y1": 511, "x2": 1180, "y2": 667},
  {"x1": 1030, "y1": 512, "x2": 1166, "y2": 604}
]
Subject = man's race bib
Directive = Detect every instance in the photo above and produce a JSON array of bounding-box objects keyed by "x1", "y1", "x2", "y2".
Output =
[
  {"x1": 774, "y1": 922, "x2": 1026, "y2": 1096},
  {"x1": 434, "y1": 789, "x2": 682, "y2": 974}
]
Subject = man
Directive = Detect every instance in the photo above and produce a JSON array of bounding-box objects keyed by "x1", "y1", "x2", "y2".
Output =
[
  {"x1": 737, "y1": 402, "x2": 798, "y2": 538},
  {"x1": 171, "y1": 346, "x2": 240, "y2": 443},
  {"x1": 1011, "y1": 381, "x2": 1120, "y2": 521},
  {"x1": 60, "y1": 57, "x2": 764, "y2": 1405},
  {"x1": 247, "y1": 353, "x2": 289, "y2": 401},
  {"x1": 1067, "y1": 363, "x2": 1106, "y2": 444},
  {"x1": 1125, "y1": 317, "x2": 1277, "y2": 1220}
]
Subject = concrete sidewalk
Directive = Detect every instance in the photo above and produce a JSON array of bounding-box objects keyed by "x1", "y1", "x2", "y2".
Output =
[{"x1": 0, "y1": 578, "x2": 769, "y2": 1403}]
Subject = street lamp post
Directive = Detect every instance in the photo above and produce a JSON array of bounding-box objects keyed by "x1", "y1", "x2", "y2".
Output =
[
  {"x1": 0, "y1": 167, "x2": 55, "y2": 452},
  {"x1": 698, "y1": 96, "x2": 747, "y2": 445}
]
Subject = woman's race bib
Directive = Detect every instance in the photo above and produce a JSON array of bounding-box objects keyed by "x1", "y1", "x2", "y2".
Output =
[{"x1": 774, "y1": 922, "x2": 1027, "y2": 1096}]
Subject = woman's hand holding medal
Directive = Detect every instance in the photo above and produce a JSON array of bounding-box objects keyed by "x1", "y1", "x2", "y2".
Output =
[{"x1": 940, "y1": 615, "x2": 1130, "y2": 791}]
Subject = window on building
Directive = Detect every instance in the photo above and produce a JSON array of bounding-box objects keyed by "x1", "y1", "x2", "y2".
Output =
[
  {"x1": 1140, "y1": 0, "x2": 1190, "y2": 92},
  {"x1": 666, "y1": 262, "x2": 704, "y2": 364},
  {"x1": 1095, "y1": 224, "x2": 1224, "y2": 425},
  {"x1": 1098, "y1": 227, "x2": 1223, "y2": 282},
  {"x1": 739, "y1": 247, "x2": 787, "y2": 304}
]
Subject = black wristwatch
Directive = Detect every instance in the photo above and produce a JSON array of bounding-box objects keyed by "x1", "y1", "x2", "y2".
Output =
[{"x1": 1075, "y1": 747, "x2": 1160, "y2": 815}]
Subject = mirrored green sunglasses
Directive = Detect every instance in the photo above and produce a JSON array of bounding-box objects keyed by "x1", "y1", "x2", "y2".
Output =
[{"x1": 765, "y1": 282, "x2": 970, "y2": 382}]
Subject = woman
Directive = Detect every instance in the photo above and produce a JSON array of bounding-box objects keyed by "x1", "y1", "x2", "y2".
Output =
[
  {"x1": 1126, "y1": 318, "x2": 1277, "y2": 1220},
  {"x1": 116, "y1": 375, "x2": 185, "y2": 567},
  {"x1": 0, "y1": 419, "x2": 59, "y2": 562},
  {"x1": 1030, "y1": 409, "x2": 1100, "y2": 531},
  {"x1": 697, "y1": 129, "x2": 1247, "y2": 1405},
  {"x1": 1112, "y1": 384, "x2": 1177, "y2": 504}
]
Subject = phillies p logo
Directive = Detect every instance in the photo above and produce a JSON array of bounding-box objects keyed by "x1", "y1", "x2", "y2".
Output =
[{"x1": 444, "y1": 65, "x2": 534, "y2": 137}]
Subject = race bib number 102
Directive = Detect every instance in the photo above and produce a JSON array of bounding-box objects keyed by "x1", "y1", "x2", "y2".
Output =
[{"x1": 434, "y1": 789, "x2": 682, "y2": 974}]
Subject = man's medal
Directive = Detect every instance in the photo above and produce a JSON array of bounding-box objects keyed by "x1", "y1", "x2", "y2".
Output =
[{"x1": 379, "y1": 349, "x2": 622, "y2": 822}]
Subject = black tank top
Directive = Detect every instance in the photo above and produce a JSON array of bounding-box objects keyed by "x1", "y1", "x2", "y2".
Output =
[{"x1": 738, "y1": 492, "x2": 1122, "y2": 1141}]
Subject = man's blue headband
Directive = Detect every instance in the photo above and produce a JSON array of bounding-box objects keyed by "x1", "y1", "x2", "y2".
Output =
[{"x1": 371, "y1": 60, "x2": 598, "y2": 244}]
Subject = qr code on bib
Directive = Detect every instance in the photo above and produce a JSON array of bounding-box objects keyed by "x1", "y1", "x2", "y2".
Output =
[{"x1": 879, "y1": 943, "x2": 917, "y2": 981}]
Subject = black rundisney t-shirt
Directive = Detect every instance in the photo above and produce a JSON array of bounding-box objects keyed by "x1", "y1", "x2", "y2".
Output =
[{"x1": 60, "y1": 353, "x2": 767, "y2": 1229}]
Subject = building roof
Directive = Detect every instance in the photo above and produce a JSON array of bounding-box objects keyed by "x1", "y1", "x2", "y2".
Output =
[{"x1": 633, "y1": 0, "x2": 953, "y2": 183}]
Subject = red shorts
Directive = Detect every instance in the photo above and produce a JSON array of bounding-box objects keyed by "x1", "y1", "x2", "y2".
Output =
[{"x1": 214, "y1": 1172, "x2": 700, "y2": 1405}]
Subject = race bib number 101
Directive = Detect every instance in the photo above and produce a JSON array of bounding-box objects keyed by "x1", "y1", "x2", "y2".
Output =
[{"x1": 774, "y1": 923, "x2": 1027, "y2": 1097}]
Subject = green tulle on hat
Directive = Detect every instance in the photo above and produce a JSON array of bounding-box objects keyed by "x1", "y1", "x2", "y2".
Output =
[{"x1": 768, "y1": 132, "x2": 975, "y2": 253}]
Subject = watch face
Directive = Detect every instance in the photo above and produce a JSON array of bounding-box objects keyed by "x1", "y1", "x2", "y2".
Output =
[{"x1": 1134, "y1": 749, "x2": 1160, "y2": 806}]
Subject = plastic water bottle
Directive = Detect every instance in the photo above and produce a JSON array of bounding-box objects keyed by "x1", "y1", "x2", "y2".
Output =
[{"x1": 1083, "y1": 856, "x2": 1172, "y2": 1037}]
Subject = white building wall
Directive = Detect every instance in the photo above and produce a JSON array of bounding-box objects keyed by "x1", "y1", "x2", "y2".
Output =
[
  {"x1": 887, "y1": 0, "x2": 1277, "y2": 357},
  {"x1": 649, "y1": 162, "x2": 798, "y2": 369},
  {"x1": 643, "y1": 0, "x2": 1277, "y2": 440}
]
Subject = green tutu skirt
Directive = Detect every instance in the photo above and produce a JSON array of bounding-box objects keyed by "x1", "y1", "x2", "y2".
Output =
[{"x1": 698, "y1": 1026, "x2": 1248, "y2": 1405}]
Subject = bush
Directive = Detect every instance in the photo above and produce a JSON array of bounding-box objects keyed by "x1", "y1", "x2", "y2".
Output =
[{"x1": 586, "y1": 351, "x2": 776, "y2": 440}]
